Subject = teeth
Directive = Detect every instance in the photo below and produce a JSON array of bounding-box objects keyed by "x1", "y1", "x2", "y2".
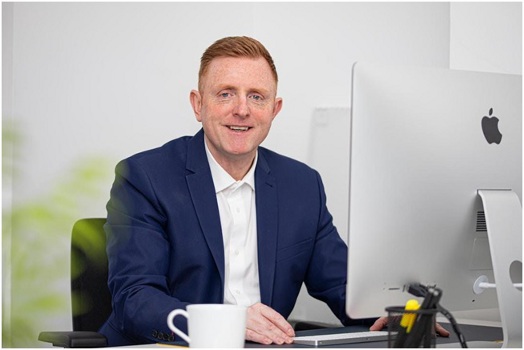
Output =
[{"x1": 229, "y1": 126, "x2": 249, "y2": 131}]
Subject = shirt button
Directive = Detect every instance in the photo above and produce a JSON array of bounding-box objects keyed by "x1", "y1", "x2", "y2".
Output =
[{"x1": 234, "y1": 249, "x2": 240, "y2": 255}]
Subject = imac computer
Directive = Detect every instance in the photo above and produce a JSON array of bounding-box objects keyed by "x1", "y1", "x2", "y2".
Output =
[{"x1": 346, "y1": 62, "x2": 522, "y2": 347}]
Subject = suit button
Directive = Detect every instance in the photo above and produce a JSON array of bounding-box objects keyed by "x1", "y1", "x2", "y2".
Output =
[
  {"x1": 168, "y1": 334, "x2": 174, "y2": 342},
  {"x1": 152, "y1": 330, "x2": 158, "y2": 338}
]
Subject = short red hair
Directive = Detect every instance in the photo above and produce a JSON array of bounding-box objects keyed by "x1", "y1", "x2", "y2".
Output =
[{"x1": 198, "y1": 36, "x2": 278, "y2": 91}]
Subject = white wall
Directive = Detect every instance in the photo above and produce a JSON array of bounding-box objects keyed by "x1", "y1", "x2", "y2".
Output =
[
  {"x1": 2, "y1": 2, "x2": 520, "y2": 347},
  {"x1": 6, "y1": 2, "x2": 452, "y2": 206},
  {"x1": 450, "y1": 2, "x2": 522, "y2": 74}
]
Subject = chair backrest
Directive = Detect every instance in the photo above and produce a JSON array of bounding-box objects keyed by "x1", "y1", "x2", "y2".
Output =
[{"x1": 71, "y1": 218, "x2": 112, "y2": 332}]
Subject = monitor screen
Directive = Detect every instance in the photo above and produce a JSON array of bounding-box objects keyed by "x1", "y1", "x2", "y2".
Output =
[{"x1": 345, "y1": 62, "x2": 522, "y2": 323}]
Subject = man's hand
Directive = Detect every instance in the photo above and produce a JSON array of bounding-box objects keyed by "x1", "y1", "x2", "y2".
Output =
[
  {"x1": 370, "y1": 316, "x2": 451, "y2": 337},
  {"x1": 369, "y1": 316, "x2": 389, "y2": 331},
  {"x1": 245, "y1": 303, "x2": 295, "y2": 345}
]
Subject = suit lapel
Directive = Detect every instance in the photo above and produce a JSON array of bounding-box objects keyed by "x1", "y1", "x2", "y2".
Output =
[
  {"x1": 185, "y1": 130, "x2": 225, "y2": 287},
  {"x1": 255, "y1": 150, "x2": 279, "y2": 306}
]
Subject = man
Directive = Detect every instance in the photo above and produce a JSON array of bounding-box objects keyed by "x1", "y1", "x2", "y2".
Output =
[{"x1": 99, "y1": 36, "x2": 446, "y2": 346}]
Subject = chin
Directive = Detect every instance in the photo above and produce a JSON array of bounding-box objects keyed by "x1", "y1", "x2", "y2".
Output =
[{"x1": 226, "y1": 147, "x2": 257, "y2": 158}]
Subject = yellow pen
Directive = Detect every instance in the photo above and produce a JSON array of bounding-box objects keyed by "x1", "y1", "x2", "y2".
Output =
[
  {"x1": 393, "y1": 299, "x2": 420, "y2": 347},
  {"x1": 402, "y1": 299, "x2": 420, "y2": 333}
]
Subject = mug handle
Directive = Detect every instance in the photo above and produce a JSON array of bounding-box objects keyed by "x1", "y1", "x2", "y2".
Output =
[{"x1": 167, "y1": 309, "x2": 191, "y2": 344}]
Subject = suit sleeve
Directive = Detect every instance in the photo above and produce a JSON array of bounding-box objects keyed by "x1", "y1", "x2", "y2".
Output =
[
  {"x1": 303, "y1": 171, "x2": 375, "y2": 326},
  {"x1": 104, "y1": 158, "x2": 188, "y2": 344}
]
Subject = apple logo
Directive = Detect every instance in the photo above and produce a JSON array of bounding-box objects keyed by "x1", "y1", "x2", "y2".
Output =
[{"x1": 481, "y1": 108, "x2": 502, "y2": 144}]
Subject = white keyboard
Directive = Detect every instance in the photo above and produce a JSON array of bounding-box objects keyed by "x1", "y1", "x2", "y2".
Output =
[{"x1": 293, "y1": 330, "x2": 390, "y2": 346}]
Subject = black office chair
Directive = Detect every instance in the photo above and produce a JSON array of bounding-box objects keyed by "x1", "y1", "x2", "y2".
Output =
[{"x1": 39, "y1": 218, "x2": 110, "y2": 347}]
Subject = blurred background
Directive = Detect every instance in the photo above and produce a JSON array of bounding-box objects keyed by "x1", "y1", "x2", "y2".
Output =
[{"x1": 2, "y1": 2, "x2": 521, "y2": 347}]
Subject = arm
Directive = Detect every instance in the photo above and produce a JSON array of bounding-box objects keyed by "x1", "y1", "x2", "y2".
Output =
[
  {"x1": 303, "y1": 171, "x2": 375, "y2": 327},
  {"x1": 105, "y1": 158, "x2": 188, "y2": 344},
  {"x1": 298, "y1": 171, "x2": 351, "y2": 324},
  {"x1": 244, "y1": 169, "x2": 347, "y2": 345}
]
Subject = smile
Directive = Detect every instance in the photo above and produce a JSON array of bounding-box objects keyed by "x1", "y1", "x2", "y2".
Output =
[{"x1": 228, "y1": 126, "x2": 251, "y2": 131}]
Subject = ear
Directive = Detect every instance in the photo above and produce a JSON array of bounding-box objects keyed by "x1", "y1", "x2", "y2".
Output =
[
  {"x1": 271, "y1": 97, "x2": 283, "y2": 121},
  {"x1": 190, "y1": 90, "x2": 203, "y2": 122}
]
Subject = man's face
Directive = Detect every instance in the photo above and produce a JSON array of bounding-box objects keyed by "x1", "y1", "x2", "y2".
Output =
[{"x1": 190, "y1": 56, "x2": 282, "y2": 168}]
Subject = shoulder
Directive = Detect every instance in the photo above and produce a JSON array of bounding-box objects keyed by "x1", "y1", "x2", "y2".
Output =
[
  {"x1": 258, "y1": 147, "x2": 320, "y2": 182},
  {"x1": 130, "y1": 136, "x2": 192, "y2": 162},
  {"x1": 115, "y1": 135, "x2": 195, "y2": 177}
]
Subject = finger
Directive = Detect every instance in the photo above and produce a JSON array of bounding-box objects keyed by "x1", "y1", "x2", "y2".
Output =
[
  {"x1": 435, "y1": 322, "x2": 450, "y2": 337},
  {"x1": 246, "y1": 320, "x2": 292, "y2": 345},
  {"x1": 369, "y1": 316, "x2": 388, "y2": 331},
  {"x1": 248, "y1": 306, "x2": 293, "y2": 344},
  {"x1": 257, "y1": 304, "x2": 295, "y2": 337},
  {"x1": 246, "y1": 303, "x2": 294, "y2": 344},
  {"x1": 245, "y1": 328, "x2": 273, "y2": 345},
  {"x1": 246, "y1": 326, "x2": 293, "y2": 345}
]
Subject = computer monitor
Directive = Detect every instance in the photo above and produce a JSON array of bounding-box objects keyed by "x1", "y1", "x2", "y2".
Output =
[{"x1": 346, "y1": 62, "x2": 522, "y2": 346}]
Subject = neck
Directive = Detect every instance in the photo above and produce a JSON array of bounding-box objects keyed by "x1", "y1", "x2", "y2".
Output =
[
  {"x1": 204, "y1": 140, "x2": 256, "y2": 181},
  {"x1": 219, "y1": 155, "x2": 255, "y2": 181}
]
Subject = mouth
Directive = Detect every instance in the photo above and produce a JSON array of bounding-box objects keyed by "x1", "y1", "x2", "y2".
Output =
[{"x1": 227, "y1": 125, "x2": 251, "y2": 132}]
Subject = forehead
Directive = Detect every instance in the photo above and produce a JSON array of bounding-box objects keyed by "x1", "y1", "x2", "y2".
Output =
[{"x1": 201, "y1": 56, "x2": 277, "y2": 92}]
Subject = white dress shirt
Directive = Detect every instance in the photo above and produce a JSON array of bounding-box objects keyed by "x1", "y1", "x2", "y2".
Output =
[{"x1": 205, "y1": 142, "x2": 261, "y2": 307}]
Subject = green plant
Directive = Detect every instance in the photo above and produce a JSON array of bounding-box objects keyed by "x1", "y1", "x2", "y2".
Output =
[{"x1": 3, "y1": 122, "x2": 112, "y2": 347}]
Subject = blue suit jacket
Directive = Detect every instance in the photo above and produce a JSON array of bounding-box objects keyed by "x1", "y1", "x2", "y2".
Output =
[{"x1": 99, "y1": 129, "x2": 351, "y2": 346}]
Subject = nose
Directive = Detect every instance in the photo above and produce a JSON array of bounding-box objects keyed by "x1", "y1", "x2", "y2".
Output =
[{"x1": 233, "y1": 96, "x2": 250, "y2": 118}]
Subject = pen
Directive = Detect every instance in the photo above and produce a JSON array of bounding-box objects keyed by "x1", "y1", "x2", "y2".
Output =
[
  {"x1": 393, "y1": 299, "x2": 420, "y2": 348},
  {"x1": 404, "y1": 287, "x2": 442, "y2": 348}
]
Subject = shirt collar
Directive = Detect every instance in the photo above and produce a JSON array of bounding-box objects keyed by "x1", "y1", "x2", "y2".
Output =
[{"x1": 205, "y1": 141, "x2": 257, "y2": 193}]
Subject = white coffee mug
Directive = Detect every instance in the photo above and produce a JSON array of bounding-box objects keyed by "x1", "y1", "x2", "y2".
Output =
[{"x1": 167, "y1": 304, "x2": 247, "y2": 348}]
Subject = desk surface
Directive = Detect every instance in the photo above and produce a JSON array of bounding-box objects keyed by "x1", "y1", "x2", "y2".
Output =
[
  {"x1": 126, "y1": 323, "x2": 503, "y2": 348},
  {"x1": 245, "y1": 323, "x2": 503, "y2": 348}
]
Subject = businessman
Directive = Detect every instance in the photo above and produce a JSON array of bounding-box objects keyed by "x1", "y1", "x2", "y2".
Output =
[{"x1": 100, "y1": 36, "x2": 447, "y2": 346}]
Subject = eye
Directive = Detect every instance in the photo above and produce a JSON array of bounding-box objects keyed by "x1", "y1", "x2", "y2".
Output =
[
  {"x1": 249, "y1": 93, "x2": 263, "y2": 101},
  {"x1": 219, "y1": 92, "x2": 232, "y2": 98}
]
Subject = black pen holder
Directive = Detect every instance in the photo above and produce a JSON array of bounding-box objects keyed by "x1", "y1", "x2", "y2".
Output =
[{"x1": 385, "y1": 306, "x2": 438, "y2": 348}]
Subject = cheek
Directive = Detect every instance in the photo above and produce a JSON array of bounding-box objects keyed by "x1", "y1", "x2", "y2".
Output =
[
  {"x1": 202, "y1": 103, "x2": 231, "y2": 121},
  {"x1": 254, "y1": 117, "x2": 274, "y2": 139},
  {"x1": 198, "y1": 106, "x2": 216, "y2": 124},
  {"x1": 255, "y1": 109, "x2": 277, "y2": 126}
]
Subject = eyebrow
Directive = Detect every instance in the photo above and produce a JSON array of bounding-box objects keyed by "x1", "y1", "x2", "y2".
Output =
[{"x1": 213, "y1": 84, "x2": 273, "y2": 96}]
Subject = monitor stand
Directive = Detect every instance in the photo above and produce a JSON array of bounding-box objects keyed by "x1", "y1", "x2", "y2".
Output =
[{"x1": 477, "y1": 190, "x2": 522, "y2": 348}]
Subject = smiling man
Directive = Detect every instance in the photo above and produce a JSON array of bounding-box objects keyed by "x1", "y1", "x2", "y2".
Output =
[{"x1": 100, "y1": 36, "x2": 365, "y2": 346}]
